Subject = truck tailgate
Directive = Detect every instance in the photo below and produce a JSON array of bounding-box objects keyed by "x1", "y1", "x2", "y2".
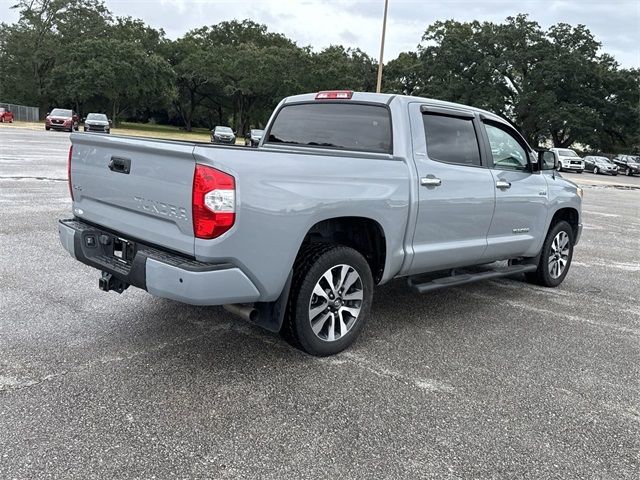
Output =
[{"x1": 70, "y1": 134, "x2": 195, "y2": 256}]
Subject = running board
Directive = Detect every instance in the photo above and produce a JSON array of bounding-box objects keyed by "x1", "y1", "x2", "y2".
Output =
[{"x1": 407, "y1": 264, "x2": 537, "y2": 293}]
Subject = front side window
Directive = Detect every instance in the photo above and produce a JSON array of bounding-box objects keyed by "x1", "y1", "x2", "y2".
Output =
[
  {"x1": 422, "y1": 114, "x2": 481, "y2": 166},
  {"x1": 267, "y1": 103, "x2": 392, "y2": 154},
  {"x1": 484, "y1": 123, "x2": 528, "y2": 170}
]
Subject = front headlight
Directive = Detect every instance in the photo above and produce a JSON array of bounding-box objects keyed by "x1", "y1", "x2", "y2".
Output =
[{"x1": 577, "y1": 187, "x2": 583, "y2": 199}]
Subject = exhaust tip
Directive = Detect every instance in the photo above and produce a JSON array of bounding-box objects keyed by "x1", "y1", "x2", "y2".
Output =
[{"x1": 224, "y1": 304, "x2": 259, "y2": 323}]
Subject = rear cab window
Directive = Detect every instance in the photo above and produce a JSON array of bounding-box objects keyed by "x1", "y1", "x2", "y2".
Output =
[
  {"x1": 266, "y1": 103, "x2": 392, "y2": 154},
  {"x1": 422, "y1": 113, "x2": 481, "y2": 167}
]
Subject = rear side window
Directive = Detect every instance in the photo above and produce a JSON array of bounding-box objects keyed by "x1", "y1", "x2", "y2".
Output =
[
  {"x1": 266, "y1": 103, "x2": 392, "y2": 154},
  {"x1": 422, "y1": 114, "x2": 481, "y2": 166}
]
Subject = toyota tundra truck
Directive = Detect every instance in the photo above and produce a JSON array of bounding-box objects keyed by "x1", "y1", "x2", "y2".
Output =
[{"x1": 59, "y1": 91, "x2": 583, "y2": 356}]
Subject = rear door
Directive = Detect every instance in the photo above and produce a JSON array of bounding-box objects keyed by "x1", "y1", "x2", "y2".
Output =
[
  {"x1": 408, "y1": 103, "x2": 495, "y2": 273},
  {"x1": 70, "y1": 134, "x2": 196, "y2": 255},
  {"x1": 478, "y1": 120, "x2": 549, "y2": 259}
]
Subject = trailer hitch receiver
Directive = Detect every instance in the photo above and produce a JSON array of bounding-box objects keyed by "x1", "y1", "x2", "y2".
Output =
[{"x1": 99, "y1": 271, "x2": 129, "y2": 294}]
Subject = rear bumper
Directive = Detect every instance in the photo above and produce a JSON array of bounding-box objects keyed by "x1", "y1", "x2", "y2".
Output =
[{"x1": 58, "y1": 218, "x2": 260, "y2": 305}]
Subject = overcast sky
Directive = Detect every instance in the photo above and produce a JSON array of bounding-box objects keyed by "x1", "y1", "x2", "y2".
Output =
[{"x1": 1, "y1": 0, "x2": 638, "y2": 67}]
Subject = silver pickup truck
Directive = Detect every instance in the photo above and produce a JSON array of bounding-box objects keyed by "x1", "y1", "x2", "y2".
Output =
[{"x1": 59, "y1": 91, "x2": 583, "y2": 356}]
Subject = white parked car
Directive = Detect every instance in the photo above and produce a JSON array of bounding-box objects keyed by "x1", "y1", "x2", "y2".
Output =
[{"x1": 549, "y1": 148, "x2": 584, "y2": 173}]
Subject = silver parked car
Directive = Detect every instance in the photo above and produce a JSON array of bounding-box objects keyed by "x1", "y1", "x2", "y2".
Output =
[
  {"x1": 244, "y1": 129, "x2": 264, "y2": 147},
  {"x1": 83, "y1": 113, "x2": 111, "y2": 134},
  {"x1": 583, "y1": 156, "x2": 618, "y2": 175},
  {"x1": 211, "y1": 126, "x2": 236, "y2": 144}
]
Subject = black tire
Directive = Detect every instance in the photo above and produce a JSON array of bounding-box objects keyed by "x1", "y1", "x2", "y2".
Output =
[
  {"x1": 626, "y1": 168, "x2": 633, "y2": 176},
  {"x1": 525, "y1": 220, "x2": 574, "y2": 287},
  {"x1": 282, "y1": 243, "x2": 373, "y2": 356},
  {"x1": 593, "y1": 167, "x2": 599, "y2": 174},
  {"x1": 577, "y1": 170, "x2": 583, "y2": 174},
  {"x1": 45, "y1": 126, "x2": 50, "y2": 131}
]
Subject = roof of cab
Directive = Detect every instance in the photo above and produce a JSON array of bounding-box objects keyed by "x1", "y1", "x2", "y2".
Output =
[{"x1": 283, "y1": 91, "x2": 506, "y2": 125}]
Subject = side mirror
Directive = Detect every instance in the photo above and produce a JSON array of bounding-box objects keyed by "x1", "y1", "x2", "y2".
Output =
[
  {"x1": 539, "y1": 151, "x2": 557, "y2": 170},
  {"x1": 81, "y1": 117, "x2": 86, "y2": 122},
  {"x1": 109, "y1": 120, "x2": 113, "y2": 126},
  {"x1": 46, "y1": 112, "x2": 50, "y2": 116}
]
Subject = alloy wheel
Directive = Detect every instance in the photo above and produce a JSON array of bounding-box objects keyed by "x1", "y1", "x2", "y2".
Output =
[
  {"x1": 548, "y1": 231, "x2": 570, "y2": 279},
  {"x1": 308, "y1": 264, "x2": 363, "y2": 342}
]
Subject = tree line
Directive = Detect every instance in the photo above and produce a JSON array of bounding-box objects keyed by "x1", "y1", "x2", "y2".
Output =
[{"x1": 0, "y1": 0, "x2": 637, "y2": 152}]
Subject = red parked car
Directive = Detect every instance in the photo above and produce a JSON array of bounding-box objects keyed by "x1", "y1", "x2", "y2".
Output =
[
  {"x1": 0, "y1": 107, "x2": 14, "y2": 123},
  {"x1": 45, "y1": 108, "x2": 79, "y2": 132}
]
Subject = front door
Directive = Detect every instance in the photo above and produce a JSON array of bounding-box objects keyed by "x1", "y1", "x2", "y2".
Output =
[
  {"x1": 408, "y1": 104, "x2": 495, "y2": 274},
  {"x1": 480, "y1": 121, "x2": 549, "y2": 260}
]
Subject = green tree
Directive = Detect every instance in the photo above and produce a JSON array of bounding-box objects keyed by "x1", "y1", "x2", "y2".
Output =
[
  {"x1": 50, "y1": 38, "x2": 173, "y2": 123},
  {"x1": 384, "y1": 15, "x2": 638, "y2": 150},
  {"x1": 0, "y1": 0, "x2": 111, "y2": 110}
]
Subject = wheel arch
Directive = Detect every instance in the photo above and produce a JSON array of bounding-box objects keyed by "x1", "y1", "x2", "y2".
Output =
[
  {"x1": 549, "y1": 207, "x2": 580, "y2": 241},
  {"x1": 297, "y1": 216, "x2": 387, "y2": 284}
]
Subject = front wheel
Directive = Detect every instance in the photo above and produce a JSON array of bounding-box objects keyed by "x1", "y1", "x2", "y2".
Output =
[
  {"x1": 577, "y1": 170, "x2": 583, "y2": 174},
  {"x1": 283, "y1": 244, "x2": 373, "y2": 356},
  {"x1": 526, "y1": 220, "x2": 574, "y2": 287}
]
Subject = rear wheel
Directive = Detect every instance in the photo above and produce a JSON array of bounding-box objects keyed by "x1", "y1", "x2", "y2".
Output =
[
  {"x1": 627, "y1": 168, "x2": 633, "y2": 176},
  {"x1": 282, "y1": 244, "x2": 373, "y2": 356},
  {"x1": 526, "y1": 220, "x2": 574, "y2": 287},
  {"x1": 593, "y1": 167, "x2": 599, "y2": 174}
]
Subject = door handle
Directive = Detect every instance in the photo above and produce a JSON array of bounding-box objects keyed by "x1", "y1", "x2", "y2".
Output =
[
  {"x1": 108, "y1": 156, "x2": 131, "y2": 174},
  {"x1": 496, "y1": 180, "x2": 511, "y2": 189},
  {"x1": 420, "y1": 177, "x2": 442, "y2": 187}
]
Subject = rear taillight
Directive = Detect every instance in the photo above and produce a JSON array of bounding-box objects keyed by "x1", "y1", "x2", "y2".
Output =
[
  {"x1": 192, "y1": 164, "x2": 235, "y2": 239},
  {"x1": 315, "y1": 90, "x2": 353, "y2": 100},
  {"x1": 67, "y1": 145, "x2": 74, "y2": 201}
]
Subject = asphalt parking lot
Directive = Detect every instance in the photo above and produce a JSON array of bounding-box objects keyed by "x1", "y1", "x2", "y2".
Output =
[{"x1": 1, "y1": 125, "x2": 639, "y2": 479}]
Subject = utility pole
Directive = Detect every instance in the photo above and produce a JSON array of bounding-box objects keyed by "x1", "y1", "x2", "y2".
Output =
[{"x1": 375, "y1": 0, "x2": 389, "y2": 93}]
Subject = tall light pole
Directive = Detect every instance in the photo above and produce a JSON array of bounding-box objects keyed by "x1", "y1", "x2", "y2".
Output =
[{"x1": 375, "y1": 0, "x2": 389, "y2": 93}]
